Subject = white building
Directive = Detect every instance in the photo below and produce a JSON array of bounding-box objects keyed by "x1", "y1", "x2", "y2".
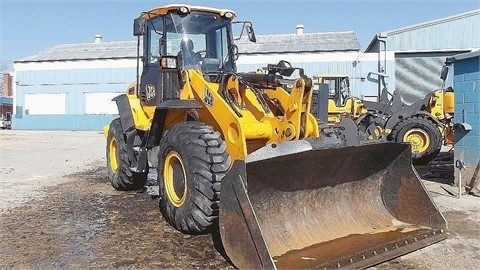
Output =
[{"x1": 11, "y1": 9, "x2": 479, "y2": 130}]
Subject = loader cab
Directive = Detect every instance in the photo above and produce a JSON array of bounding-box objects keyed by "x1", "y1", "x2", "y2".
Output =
[
  {"x1": 134, "y1": 6, "x2": 238, "y2": 107},
  {"x1": 314, "y1": 75, "x2": 351, "y2": 107}
]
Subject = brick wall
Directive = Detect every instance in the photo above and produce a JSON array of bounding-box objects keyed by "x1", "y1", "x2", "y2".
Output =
[
  {"x1": 2, "y1": 73, "x2": 13, "y2": 97},
  {"x1": 453, "y1": 55, "x2": 480, "y2": 187}
]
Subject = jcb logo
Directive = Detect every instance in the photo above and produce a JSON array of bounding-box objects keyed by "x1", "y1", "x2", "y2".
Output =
[{"x1": 146, "y1": 84, "x2": 156, "y2": 101}]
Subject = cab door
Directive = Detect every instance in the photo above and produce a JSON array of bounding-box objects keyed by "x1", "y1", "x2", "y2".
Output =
[{"x1": 139, "y1": 18, "x2": 164, "y2": 106}]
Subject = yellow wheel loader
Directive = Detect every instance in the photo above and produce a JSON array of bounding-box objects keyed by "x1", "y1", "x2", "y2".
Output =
[
  {"x1": 313, "y1": 72, "x2": 454, "y2": 164},
  {"x1": 312, "y1": 74, "x2": 367, "y2": 125},
  {"x1": 105, "y1": 4, "x2": 447, "y2": 269}
]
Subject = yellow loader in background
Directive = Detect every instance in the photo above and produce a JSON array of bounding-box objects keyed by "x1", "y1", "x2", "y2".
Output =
[
  {"x1": 313, "y1": 72, "x2": 454, "y2": 164},
  {"x1": 312, "y1": 74, "x2": 367, "y2": 125},
  {"x1": 105, "y1": 4, "x2": 447, "y2": 269}
]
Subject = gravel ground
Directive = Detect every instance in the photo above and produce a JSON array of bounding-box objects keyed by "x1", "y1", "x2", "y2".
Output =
[{"x1": 0, "y1": 130, "x2": 478, "y2": 269}]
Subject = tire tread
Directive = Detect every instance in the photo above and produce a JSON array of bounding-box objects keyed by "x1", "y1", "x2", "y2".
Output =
[{"x1": 158, "y1": 121, "x2": 230, "y2": 234}]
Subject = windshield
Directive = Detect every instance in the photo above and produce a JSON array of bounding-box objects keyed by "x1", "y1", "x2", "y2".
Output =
[
  {"x1": 324, "y1": 77, "x2": 349, "y2": 106},
  {"x1": 148, "y1": 11, "x2": 235, "y2": 73}
]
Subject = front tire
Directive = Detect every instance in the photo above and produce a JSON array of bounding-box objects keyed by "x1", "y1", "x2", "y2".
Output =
[
  {"x1": 390, "y1": 116, "x2": 442, "y2": 164},
  {"x1": 106, "y1": 118, "x2": 148, "y2": 191},
  {"x1": 157, "y1": 122, "x2": 231, "y2": 234}
]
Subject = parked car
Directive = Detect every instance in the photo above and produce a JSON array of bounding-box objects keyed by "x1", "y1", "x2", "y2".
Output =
[{"x1": 0, "y1": 112, "x2": 12, "y2": 129}]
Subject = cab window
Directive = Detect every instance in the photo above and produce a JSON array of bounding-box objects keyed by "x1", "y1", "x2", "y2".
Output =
[{"x1": 147, "y1": 19, "x2": 163, "y2": 65}]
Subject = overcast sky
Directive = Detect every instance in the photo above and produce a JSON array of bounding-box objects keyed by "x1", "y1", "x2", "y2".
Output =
[{"x1": 1, "y1": 0, "x2": 479, "y2": 66}]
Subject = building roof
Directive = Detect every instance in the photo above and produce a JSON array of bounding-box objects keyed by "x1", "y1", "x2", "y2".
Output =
[
  {"x1": 446, "y1": 50, "x2": 480, "y2": 63},
  {"x1": 15, "y1": 30, "x2": 360, "y2": 63},
  {"x1": 365, "y1": 9, "x2": 480, "y2": 52},
  {"x1": 15, "y1": 40, "x2": 139, "y2": 63},
  {"x1": 236, "y1": 31, "x2": 361, "y2": 54}
]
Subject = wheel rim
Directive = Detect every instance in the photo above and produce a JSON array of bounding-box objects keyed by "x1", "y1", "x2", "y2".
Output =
[
  {"x1": 372, "y1": 126, "x2": 383, "y2": 139},
  {"x1": 367, "y1": 125, "x2": 383, "y2": 140},
  {"x1": 164, "y1": 151, "x2": 187, "y2": 207},
  {"x1": 403, "y1": 128, "x2": 430, "y2": 153},
  {"x1": 108, "y1": 138, "x2": 118, "y2": 172}
]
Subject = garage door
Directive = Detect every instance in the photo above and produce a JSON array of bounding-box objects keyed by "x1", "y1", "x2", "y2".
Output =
[
  {"x1": 84, "y1": 92, "x2": 122, "y2": 115},
  {"x1": 24, "y1": 93, "x2": 66, "y2": 115},
  {"x1": 395, "y1": 51, "x2": 467, "y2": 104}
]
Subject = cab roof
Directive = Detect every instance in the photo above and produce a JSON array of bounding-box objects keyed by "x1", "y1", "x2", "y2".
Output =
[{"x1": 141, "y1": 4, "x2": 236, "y2": 19}]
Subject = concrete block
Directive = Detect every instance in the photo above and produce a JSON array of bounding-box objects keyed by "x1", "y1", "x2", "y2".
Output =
[
  {"x1": 472, "y1": 125, "x2": 480, "y2": 136},
  {"x1": 456, "y1": 93, "x2": 465, "y2": 104},
  {"x1": 455, "y1": 103, "x2": 476, "y2": 115},
  {"x1": 466, "y1": 136, "x2": 480, "y2": 147},
  {"x1": 455, "y1": 140, "x2": 465, "y2": 146},
  {"x1": 464, "y1": 72, "x2": 480, "y2": 82},
  {"x1": 455, "y1": 136, "x2": 480, "y2": 149},
  {"x1": 455, "y1": 57, "x2": 480, "y2": 75},
  {"x1": 454, "y1": 81, "x2": 475, "y2": 94},
  {"x1": 453, "y1": 74, "x2": 464, "y2": 83},
  {"x1": 464, "y1": 91, "x2": 480, "y2": 103},
  {"x1": 456, "y1": 147, "x2": 478, "y2": 165},
  {"x1": 465, "y1": 114, "x2": 480, "y2": 126}
]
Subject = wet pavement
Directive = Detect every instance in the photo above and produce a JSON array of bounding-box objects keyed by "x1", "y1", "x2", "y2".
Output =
[
  {"x1": 0, "y1": 167, "x2": 232, "y2": 269},
  {"x1": 1, "y1": 164, "x2": 478, "y2": 269},
  {"x1": 1, "y1": 132, "x2": 479, "y2": 269}
]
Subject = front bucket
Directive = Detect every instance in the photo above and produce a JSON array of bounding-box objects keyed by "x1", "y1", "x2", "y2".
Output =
[{"x1": 219, "y1": 142, "x2": 447, "y2": 269}]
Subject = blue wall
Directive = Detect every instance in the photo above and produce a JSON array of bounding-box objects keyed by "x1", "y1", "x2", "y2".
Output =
[
  {"x1": 453, "y1": 52, "x2": 480, "y2": 185},
  {"x1": 366, "y1": 11, "x2": 480, "y2": 52},
  {"x1": 13, "y1": 114, "x2": 116, "y2": 130},
  {"x1": 17, "y1": 68, "x2": 135, "y2": 86},
  {"x1": 14, "y1": 58, "x2": 396, "y2": 130},
  {"x1": 14, "y1": 67, "x2": 136, "y2": 130}
]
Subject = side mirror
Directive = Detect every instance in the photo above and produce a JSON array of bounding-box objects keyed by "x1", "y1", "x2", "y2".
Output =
[
  {"x1": 232, "y1": 44, "x2": 239, "y2": 60},
  {"x1": 345, "y1": 77, "x2": 350, "y2": 88},
  {"x1": 160, "y1": 55, "x2": 178, "y2": 69},
  {"x1": 133, "y1": 17, "x2": 147, "y2": 36},
  {"x1": 246, "y1": 25, "x2": 256, "y2": 42},
  {"x1": 440, "y1": 65, "x2": 449, "y2": 81}
]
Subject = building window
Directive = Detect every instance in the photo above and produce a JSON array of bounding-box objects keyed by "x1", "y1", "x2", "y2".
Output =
[
  {"x1": 24, "y1": 93, "x2": 66, "y2": 115},
  {"x1": 84, "y1": 92, "x2": 121, "y2": 115}
]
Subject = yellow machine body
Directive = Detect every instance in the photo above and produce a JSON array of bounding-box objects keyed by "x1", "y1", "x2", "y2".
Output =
[
  {"x1": 313, "y1": 74, "x2": 366, "y2": 126},
  {"x1": 426, "y1": 89, "x2": 455, "y2": 144},
  {"x1": 312, "y1": 74, "x2": 455, "y2": 162},
  {"x1": 104, "y1": 5, "x2": 448, "y2": 269},
  {"x1": 428, "y1": 89, "x2": 455, "y2": 120},
  {"x1": 121, "y1": 71, "x2": 319, "y2": 161},
  {"x1": 313, "y1": 74, "x2": 455, "y2": 130}
]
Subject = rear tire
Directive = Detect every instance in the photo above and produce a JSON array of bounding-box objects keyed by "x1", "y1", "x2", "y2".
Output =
[
  {"x1": 157, "y1": 122, "x2": 231, "y2": 234},
  {"x1": 106, "y1": 118, "x2": 148, "y2": 191},
  {"x1": 390, "y1": 116, "x2": 442, "y2": 165}
]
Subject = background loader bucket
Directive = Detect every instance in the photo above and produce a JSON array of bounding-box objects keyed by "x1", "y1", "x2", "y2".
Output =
[{"x1": 219, "y1": 142, "x2": 447, "y2": 269}]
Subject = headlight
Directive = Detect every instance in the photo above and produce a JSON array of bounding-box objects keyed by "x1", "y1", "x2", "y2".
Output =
[
  {"x1": 224, "y1": 12, "x2": 234, "y2": 19},
  {"x1": 179, "y1": 6, "x2": 189, "y2": 14},
  {"x1": 161, "y1": 57, "x2": 178, "y2": 69}
]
